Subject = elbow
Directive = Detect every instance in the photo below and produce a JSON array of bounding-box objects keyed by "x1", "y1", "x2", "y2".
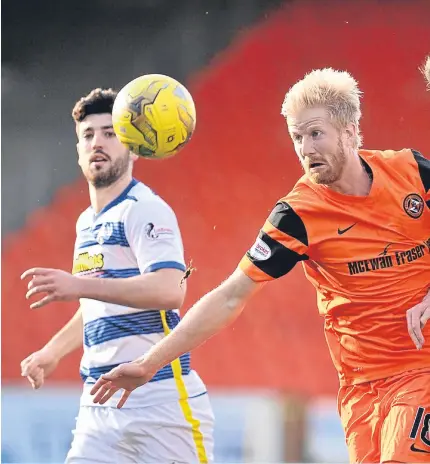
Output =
[{"x1": 162, "y1": 289, "x2": 185, "y2": 310}]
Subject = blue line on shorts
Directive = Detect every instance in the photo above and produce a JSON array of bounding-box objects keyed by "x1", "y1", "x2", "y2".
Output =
[{"x1": 188, "y1": 391, "x2": 208, "y2": 399}]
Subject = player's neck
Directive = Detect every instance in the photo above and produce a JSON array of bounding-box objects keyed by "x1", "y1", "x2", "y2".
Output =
[
  {"x1": 89, "y1": 174, "x2": 133, "y2": 214},
  {"x1": 327, "y1": 154, "x2": 372, "y2": 196}
]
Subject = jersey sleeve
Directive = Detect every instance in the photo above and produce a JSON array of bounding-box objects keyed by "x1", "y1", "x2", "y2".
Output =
[
  {"x1": 412, "y1": 149, "x2": 430, "y2": 205},
  {"x1": 239, "y1": 200, "x2": 309, "y2": 282},
  {"x1": 124, "y1": 198, "x2": 186, "y2": 274}
]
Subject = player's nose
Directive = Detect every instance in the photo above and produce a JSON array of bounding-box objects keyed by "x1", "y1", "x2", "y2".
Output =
[
  {"x1": 301, "y1": 135, "x2": 316, "y2": 157},
  {"x1": 91, "y1": 133, "x2": 104, "y2": 150}
]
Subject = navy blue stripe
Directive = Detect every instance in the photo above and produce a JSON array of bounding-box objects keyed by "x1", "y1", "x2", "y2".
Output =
[
  {"x1": 145, "y1": 261, "x2": 186, "y2": 273},
  {"x1": 78, "y1": 240, "x2": 99, "y2": 249},
  {"x1": 99, "y1": 268, "x2": 141, "y2": 278},
  {"x1": 189, "y1": 391, "x2": 208, "y2": 399},
  {"x1": 77, "y1": 222, "x2": 129, "y2": 249},
  {"x1": 412, "y1": 150, "x2": 430, "y2": 193},
  {"x1": 81, "y1": 352, "x2": 191, "y2": 383},
  {"x1": 78, "y1": 237, "x2": 129, "y2": 249},
  {"x1": 95, "y1": 178, "x2": 138, "y2": 218},
  {"x1": 84, "y1": 310, "x2": 180, "y2": 347}
]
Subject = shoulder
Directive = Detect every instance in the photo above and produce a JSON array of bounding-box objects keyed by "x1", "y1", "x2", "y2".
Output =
[
  {"x1": 360, "y1": 148, "x2": 425, "y2": 168},
  {"x1": 127, "y1": 181, "x2": 176, "y2": 215},
  {"x1": 362, "y1": 148, "x2": 429, "y2": 188},
  {"x1": 274, "y1": 176, "x2": 323, "y2": 220},
  {"x1": 124, "y1": 181, "x2": 179, "y2": 233},
  {"x1": 266, "y1": 180, "x2": 318, "y2": 247}
]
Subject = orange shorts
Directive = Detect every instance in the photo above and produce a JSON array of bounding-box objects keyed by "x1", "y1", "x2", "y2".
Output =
[{"x1": 338, "y1": 368, "x2": 430, "y2": 463}]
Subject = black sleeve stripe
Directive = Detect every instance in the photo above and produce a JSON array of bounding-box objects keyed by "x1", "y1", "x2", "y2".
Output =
[
  {"x1": 268, "y1": 201, "x2": 309, "y2": 246},
  {"x1": 247, "y1": 231, "x2": 309, "y2": 279},
  {"x1": 411, "y1": 149, "x2": 430, "y2": 192}
]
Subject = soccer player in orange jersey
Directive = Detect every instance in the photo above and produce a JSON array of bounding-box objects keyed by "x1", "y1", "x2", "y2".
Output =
[{"x1": 90, "y1": 69, "x2": 430, "y2": 463}]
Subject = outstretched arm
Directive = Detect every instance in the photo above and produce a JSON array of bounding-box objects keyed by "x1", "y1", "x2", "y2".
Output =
[
  {"x1": 21, "y1": 267, "x2": 186, "y2": 310},
  {"x1": 90, "y1": 268, "x2": 262, "y2": 407},
  {"x1": 21, "y1": 196, "x2": 188, "y2": 311},
  {"x1": 140, "y1": 267, "x2": 261, "y2": 368},
  {"x1": 90, "y1": 198, "x2": 309, "y2": 407}
]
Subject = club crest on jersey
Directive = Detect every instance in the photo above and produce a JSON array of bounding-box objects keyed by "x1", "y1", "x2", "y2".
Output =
[
  {"x1": 144, "y1": 222, "x2": 174, "y2": 240},
  {"x1": 403, "y1": 193, "x2": 424, "y2": 219},
  {"x1": 97, "y1": 222, "x2": 114, "y2": 244},
  {"x1": 249, "y1": 237, "x2": 272, "y2": 261}
]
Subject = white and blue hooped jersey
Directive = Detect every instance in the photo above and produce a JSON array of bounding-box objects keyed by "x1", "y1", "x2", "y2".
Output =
[{"x1": 73, "y1": 179, "x2": 206, "y2": 408}]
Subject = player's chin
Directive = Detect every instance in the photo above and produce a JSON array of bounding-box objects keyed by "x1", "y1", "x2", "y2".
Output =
[
  {"x1": 307, "y1": 166, "x2": 331, "y2": 184},
  {"x1": 87, "y1": 166, "x2": 110, "y2": 183},
  {"x1": 89, "y1": 162, "x2": 109, "y2": 173}
]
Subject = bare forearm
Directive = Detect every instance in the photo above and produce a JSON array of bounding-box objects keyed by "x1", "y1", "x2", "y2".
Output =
[
  {"x1": 77, "y1": 269, "x2": 184, "y2": 310},
  {"x1": 44, "y1": 307, "x2": 83, "y2": 360},
  {"x1": 140, "y1": 273, "x2": 258, "y2": 372}
]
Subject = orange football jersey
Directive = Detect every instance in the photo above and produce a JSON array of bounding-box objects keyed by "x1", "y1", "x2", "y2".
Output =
[{"x1": 240, "y1": 149, "x2": 430, "y2": 386}]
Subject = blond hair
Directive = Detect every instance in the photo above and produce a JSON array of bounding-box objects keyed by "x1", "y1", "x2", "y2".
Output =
[
  {"x1": 421, "y1": 55, "x2": 430, "y2": 89},
  {"x1": 281, "y1": 68, "x2": 363, "y2": 148}
]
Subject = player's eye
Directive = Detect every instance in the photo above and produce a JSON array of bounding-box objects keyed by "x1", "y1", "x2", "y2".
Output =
[
  {"x1": 105, "y1": 131, "x2": 116, "y2": 138},
  {"x1": 82, "y1": 133, "x2": 93, "y2": 140},
  {"x1": 311, "y1": 130, "x2": 322, "y2": 139},
  {"x1": 292, "y1": 134, "x2": 302, "y2": 143}
]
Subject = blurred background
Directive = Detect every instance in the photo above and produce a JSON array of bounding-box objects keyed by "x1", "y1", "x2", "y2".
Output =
[{"x1": 2, "y1": 0, "x2": 430, "y2": 462}]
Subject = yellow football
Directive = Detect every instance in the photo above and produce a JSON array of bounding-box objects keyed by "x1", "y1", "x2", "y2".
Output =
[{"x1": 112, "y1": 74, "x2": 196, "y2": 159}]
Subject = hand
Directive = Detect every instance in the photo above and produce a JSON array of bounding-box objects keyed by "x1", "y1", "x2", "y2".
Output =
[
  {"x1": 90, "y1": 361, "x2": 156, "y2": 408},
  {"x1": 21, "y1": 268, "x2": 83, "y2": 309},
  {"x1": 406, "y1": 291, "x2": 430, "y2": 350},
  {"x1": 20, "y1": 348, "x2": 59, "y2": 390}
]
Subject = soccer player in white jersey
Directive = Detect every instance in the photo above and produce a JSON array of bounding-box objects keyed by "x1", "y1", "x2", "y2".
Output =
[{"x1": 20, "y1": 88, "x2": 214, "y2": 464}]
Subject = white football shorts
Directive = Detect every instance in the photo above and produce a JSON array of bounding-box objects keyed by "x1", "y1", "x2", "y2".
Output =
[{"x1": 65, "y1": 392, "x2": 214, "y2": 463}]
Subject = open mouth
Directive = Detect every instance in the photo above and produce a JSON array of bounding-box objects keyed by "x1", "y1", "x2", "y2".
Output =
[
  {"x1": 309, "y1": 162, "x2": 324, "y2": 169},
  {"x1": 90, "y1": 154, "x2": 109, "y2": 165}
]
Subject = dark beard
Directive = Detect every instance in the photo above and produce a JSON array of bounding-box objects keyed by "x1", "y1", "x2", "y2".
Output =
[{"x1": 89, "y1": 156, "x2": 130, "y2": 189}]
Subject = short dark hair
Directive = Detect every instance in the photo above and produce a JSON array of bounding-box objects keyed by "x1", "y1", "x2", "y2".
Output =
[{"x1": 72, "y1": 88, "x2": 117, "y2": 123}]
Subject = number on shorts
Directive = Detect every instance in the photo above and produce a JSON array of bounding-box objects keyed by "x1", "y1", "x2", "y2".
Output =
[
  {"x1": 410, "y1": 406, "x2": 430, "y2": 447},
  {"x1": 422, "y1": 413, "x2": 430, "y2": 447}
]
